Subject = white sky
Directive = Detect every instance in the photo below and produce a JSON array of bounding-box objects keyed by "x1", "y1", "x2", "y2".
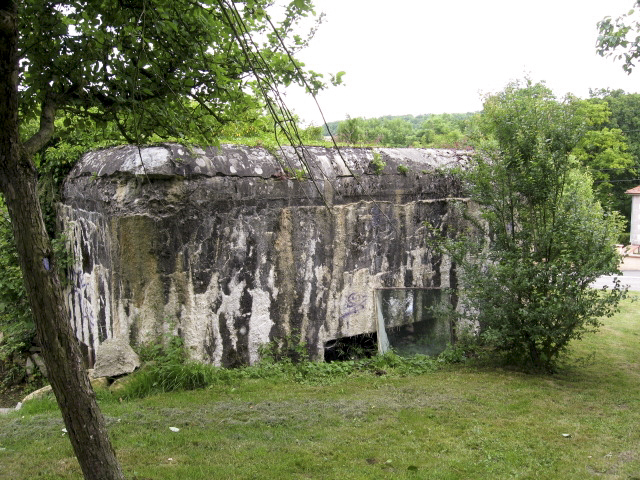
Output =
[{"x1": 284, "y1": 0, "x2": 640, "y2": 125}]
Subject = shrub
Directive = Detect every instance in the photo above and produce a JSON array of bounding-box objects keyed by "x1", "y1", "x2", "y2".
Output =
[{"x1": 431, "y1": 80, "x2": 628, "y2": 372}]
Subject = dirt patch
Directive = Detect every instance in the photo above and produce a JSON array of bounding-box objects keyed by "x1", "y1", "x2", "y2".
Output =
[{"x1": 0, "y1": 385, "x2": 28, "y2": 408}]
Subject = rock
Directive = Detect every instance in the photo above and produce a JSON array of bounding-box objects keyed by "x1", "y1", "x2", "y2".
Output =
[
  {"x1": 30, "y1": 353, "x2": 48, "y2": 379},
  {"x1": 90, "y1": 376, "x2": 111, "y2": 390},
  {"x1": 25, "y1": 356, "x2": 35, "y2": 376},
  {"x1": 109, "y1": 375, "x2": 135, "y2": 394},
  {"x1": 93, "y1": 338, "x2": 140, "y2": 378},
  {"x1": 21, "y1": 385, "x2": 53, "y2": 403},
  {"x1": 16, "y1": 375, "x2": 111, "y2": 407}
]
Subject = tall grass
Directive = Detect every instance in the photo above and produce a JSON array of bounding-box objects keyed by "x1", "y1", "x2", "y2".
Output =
[{"x1": 113, "y1": 350, "x2": 443, "y2": 400}]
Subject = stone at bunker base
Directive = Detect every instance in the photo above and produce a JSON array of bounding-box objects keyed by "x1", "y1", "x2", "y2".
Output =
[{"x1": 92, "y1": 338, "x2": 140, "y2": 378}]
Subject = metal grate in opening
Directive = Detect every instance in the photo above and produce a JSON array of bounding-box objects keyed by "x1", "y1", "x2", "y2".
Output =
[{"x1": 375, "y1": 288, "x2": 452, "y2": 356}]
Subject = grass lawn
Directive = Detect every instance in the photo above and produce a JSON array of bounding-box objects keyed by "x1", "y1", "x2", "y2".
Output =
[{"x1": 1, "y1": 298, "x2": 639, "y2": 479}]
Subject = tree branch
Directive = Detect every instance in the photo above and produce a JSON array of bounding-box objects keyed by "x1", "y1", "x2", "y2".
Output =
[{"x1": 22, "y1": 91, "x2": 58, "y2": 157}]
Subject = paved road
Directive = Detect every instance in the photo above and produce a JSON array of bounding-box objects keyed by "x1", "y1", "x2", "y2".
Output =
[{"x1": 592, "y1": 270, "x2": 640, "y2": 292}]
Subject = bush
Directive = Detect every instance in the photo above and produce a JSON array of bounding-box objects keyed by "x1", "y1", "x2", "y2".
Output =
[
  {"x1": 432, "y1": 80, "x2": 628, "y2": 372},
  {"x1": 0, "y1": 199, "x2": 36, "y2": 391},
  {"x1": 258, "y1": 332, "x2": 309, "y2": 364}
]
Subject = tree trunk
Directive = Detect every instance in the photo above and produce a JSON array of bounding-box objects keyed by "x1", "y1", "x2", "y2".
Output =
[{"x1": 0, "y1": 3, "x2": 125, "y2": 479}]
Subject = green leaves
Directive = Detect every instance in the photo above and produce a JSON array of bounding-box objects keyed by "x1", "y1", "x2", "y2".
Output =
[
  {"x1": 330, "y1": 70, "x2": 345, "y2": 86},
  {"x1": 0, "y1": 198, "x2": 36, "y2": 370},
  {"x1": 587, "y1": 89, "x2": 640, "y2": 220},
  {"x1": 445, "y1": 80, "x2": 628, "y2": 371},
  {"x1": 17, "y1": 0, "x2": 326, "y2": 147},
  {"x1": 597, "y1": 2, "x2": 640, "y2": 74},
  {"x1": 329, "y1": 113, "x2": 475, "y2": 148},
  {"x1": 573, "y1": 127, "x2": 634, "y2": 195}
]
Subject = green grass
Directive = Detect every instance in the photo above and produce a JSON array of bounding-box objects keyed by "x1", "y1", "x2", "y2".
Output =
[{"x1": 1, "y1": 298, "x2": 639, "y2": 479}]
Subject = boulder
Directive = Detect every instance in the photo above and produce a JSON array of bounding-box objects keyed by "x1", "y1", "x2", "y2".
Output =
[
  {"x1": 25, "y1": 356, "x2": 34, "y2": 376},
  {"x1": 15, "y1": 373, "x2": 112, "y2": 409},
  {"x1": 30, "y1": 353, "x2": 48, "y2": 379},
  {"x1": 21, "y1": 385, "x2": 53, "y2": 403},
  {"x1": 93, "y1": 338, "x2": 140, "y2": 378},
  {"x1": 109, "y1": 374, "x2": 136, "y2": 394},
  {"x1": 90, "y1": 376, "x2": 111, "y2": 390}
]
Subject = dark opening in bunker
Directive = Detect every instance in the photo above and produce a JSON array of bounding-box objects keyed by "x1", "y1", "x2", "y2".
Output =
[
  {"x1": 324, "y1": 332, "x2": 378, "y2": 362},
  {"x1": 376, "y1": 288, "x2": 452, "y2": 356}
]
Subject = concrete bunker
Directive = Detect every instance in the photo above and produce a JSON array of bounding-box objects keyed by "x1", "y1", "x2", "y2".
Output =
[{"x1": 60, "y1": 144, "x2": 472, "y2": 366}]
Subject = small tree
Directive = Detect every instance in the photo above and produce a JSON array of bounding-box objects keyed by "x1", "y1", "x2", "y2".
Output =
[
  {"x1": 337, "y1": 115, "x2": 364, "y2": 144},
  {"x1": 436, "y1": 81, "x2": 627, "y2": 371}
]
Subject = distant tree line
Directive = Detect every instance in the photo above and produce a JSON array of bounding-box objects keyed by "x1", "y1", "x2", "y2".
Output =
[{"x1": 325, "y1": 113, "x2": 477, "y2": 149}]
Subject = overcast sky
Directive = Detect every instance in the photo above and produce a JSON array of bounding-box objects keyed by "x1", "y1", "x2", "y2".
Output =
[{"x1": 284, "y1": 0, "x2": 640, "y2": 125}]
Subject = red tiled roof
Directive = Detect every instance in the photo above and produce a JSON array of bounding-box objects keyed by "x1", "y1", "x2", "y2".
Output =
[{"x1": 625, "y1": 185, "x2": 640, "y2": 195}]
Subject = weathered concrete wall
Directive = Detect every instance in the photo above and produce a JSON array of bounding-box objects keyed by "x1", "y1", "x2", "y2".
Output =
[{"x1": 60, "y1": 144, "x2": 471, "y2": 366}]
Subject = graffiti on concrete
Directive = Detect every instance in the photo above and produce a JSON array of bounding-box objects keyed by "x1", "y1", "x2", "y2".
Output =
[{"x1": 340, "y1": 292, "x2": 367, "y2": 320}]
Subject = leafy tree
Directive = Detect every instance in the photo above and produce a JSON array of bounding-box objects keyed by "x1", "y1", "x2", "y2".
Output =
[
  {"x1": 0, "y1": 1, "x2": 325, "y2": 478},
  {"x1": 0, "y1": 113, "x2": 129, "y2": 388},
  {"x1": 596, "y1": 3, "x2": 640, "y2": 221},
  {"x1": 435, "y1": 80, "x2": 626, "y2": 372},
  {"x1": 329, "y1": 113, "x2": 477, "y2": 147},
  {"x1": 588, "y1": 89, "x2": 640, "y2": 221},
  {"x1": 572, "y1": 126, "x2": 634, "y2": 212},
  {"x1": 565, "y1": 96, "x2": 635, "y2": 216},
  {"x1": 417, "y1": 113, "x2": 472, "y2": 148},
  {"x1": 336, "y1": 115, "x2": 365, "y2": 144},
  {"x1": 361, "y1": 117, "x2": 385, "y2": 144},
  {"x1": 379, "y1": 117, "x2": 416, "y2": 147},
  {"x1": 301, "y1": 124, "x2": 325, "y2": 142},
  {"x1": 594, "y1": 90, "x2": 640, "y2": 162}
]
